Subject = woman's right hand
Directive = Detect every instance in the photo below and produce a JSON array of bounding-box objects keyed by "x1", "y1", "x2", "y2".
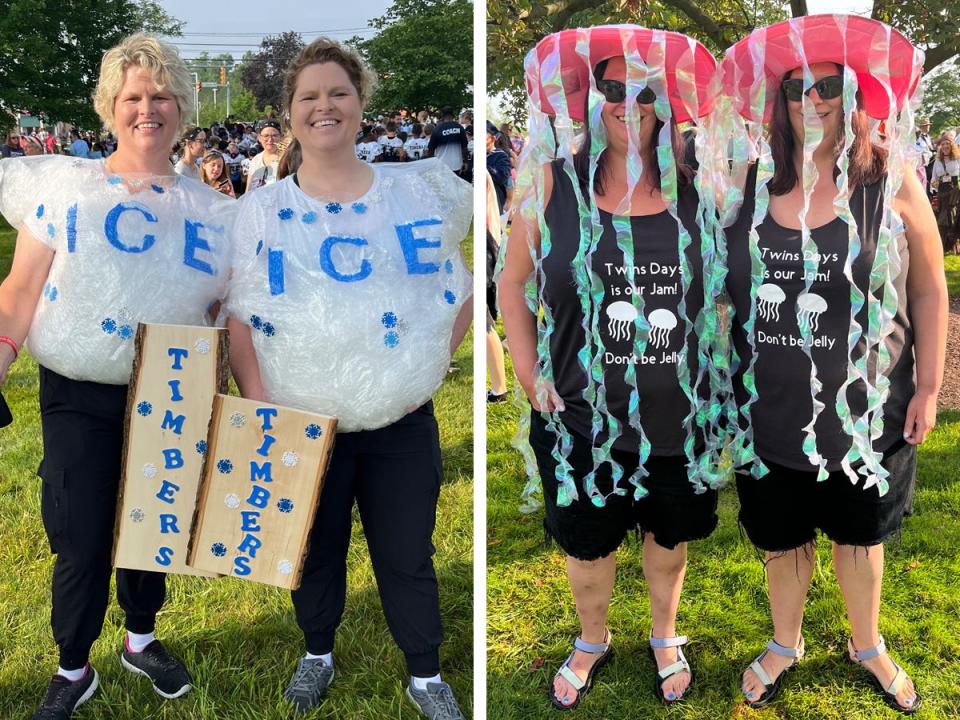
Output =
[{"x1": 521, "y1": 375, "x2": 565, "y2": 413}]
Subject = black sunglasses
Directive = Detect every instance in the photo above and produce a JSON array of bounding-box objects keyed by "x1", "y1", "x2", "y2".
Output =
[
  {"x1": 596, "y1": 79, "x2": 657, "y2": 105},
  {"x1": 781, "y1": 75, "x2": 844, "y2": 102}
]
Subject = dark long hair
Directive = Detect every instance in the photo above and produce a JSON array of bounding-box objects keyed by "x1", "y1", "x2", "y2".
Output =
[
  {"x1": 572, "y1": 59, "x2": 693, "y2": 202},
  {"x1": 767, "y1": 69, "x2": 886, "y2": 195}
]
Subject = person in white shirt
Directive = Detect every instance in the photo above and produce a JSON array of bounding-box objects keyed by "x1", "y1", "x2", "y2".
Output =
[
  {"x1": 404, "y1": 123, "x2": 428, "y2": 161},
  {"x1": 173, "y1": 126, "x2": 205, "y2": 178}
]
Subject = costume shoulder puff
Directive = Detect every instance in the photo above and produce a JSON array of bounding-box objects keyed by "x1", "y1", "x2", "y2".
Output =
[
  {"x1": 381, "y1": 158, "x2": 473, "y2": 247},
  {"x1": 0, "y1": 155, "x2": 81, "y2": 229}
]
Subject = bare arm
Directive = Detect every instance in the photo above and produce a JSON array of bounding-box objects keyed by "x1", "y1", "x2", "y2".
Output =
[
  {"x1": 894, "y1": 163, "x2": 948, "y2": 445},
  {"x1": 495, "y1": 165, "x2": 563, "y2": 412},
  {"x1": 450, "y1": 292, "x2": 473, "y2": 357},
  {"x1": 227, "y1": 316, "x2": 266, "y2": 401},
  {"x1": 0, "y1": 226, "x2": 55, "y2": 384}
]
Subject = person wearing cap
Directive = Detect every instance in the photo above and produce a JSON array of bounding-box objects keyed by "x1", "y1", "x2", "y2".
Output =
[
  {"x1": 499, "y1": 26, "x2": 724, "y2": 709},
  {"x1": 245, "y1": 119, "x2": 282, "y2": 191},
  {"x1": 0, "y1": 34, "x2": 235, "y2": 719},
  {"x1": 720, "y1": 15, "x2": 946, "y2": 714},
  {"x1": 914, "y1": 118, "x2": 934, "y2": 191},
  {"x1": 486, "y1": 120, "x2": 512, "y2": 214},
  {"x1": 173, "y1": 126, "x2": 205, "y2": 178}
]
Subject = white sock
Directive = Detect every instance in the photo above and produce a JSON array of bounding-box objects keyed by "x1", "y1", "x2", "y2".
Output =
[
  {"x1": 305, "y1": 651, "x2": 333, "y2": 666},
  {"x1": 411, "y1": 674, "x2": 442, "y2": 690},
  {"x1": 126, "y1": 631, "x2": 155, "y2": 653},
  {"x1": 57, "y1": 665, "x2": 86, "y2": 682}
]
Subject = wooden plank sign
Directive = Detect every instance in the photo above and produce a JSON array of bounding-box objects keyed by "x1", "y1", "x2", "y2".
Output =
[
  {"x1": 187, "y1": 394, "x2": 336, "y2": 589},
  {"x1": 114, "y1": 323, "x2": 228, "y2": 576}
]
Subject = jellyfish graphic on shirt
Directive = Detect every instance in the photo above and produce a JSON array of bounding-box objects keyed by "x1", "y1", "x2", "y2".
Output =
[
  {"x1": 605, "y1": 301, "x2": 638, "y2": 342},
  {"x1": 647, "y1": 308, "x2": 678, "y2": 349},
  {"x1": 796, "y1": 292, "x2": 828, "y2": 333},
  {"x1": 756, "y1": 283, "x2": 786, "y2": 322}
]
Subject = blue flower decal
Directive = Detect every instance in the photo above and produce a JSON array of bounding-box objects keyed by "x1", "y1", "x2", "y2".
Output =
[
  {"x1": 101, "y1": 318, "x2": 117, "y2": 334},
  {"x1": 211, "y1": 542, "x2": 227, "y2": 557},
  {"x1": 444, "y1": 259, "x2": 453, "y2": 274},
  {"x1": 136, "y1": 401, "x2": 153, "y2": 417},
  {"x1": 196, "y1": 440, "x2": 207, "y2": 455},
  {"x1": 150, "y1": 184, "x2": 164, "y2": 194},
  {"x1": 107, "y1": 176, "x2": 122, "y2": 185},
  {"x1": 444, "y1": 290, "x2": 456, "y2": 305},
  {"x1": 36, "y1": 204, "x2": 44, "y2": 219},
  {"x1": 216, "y1": 458, "x2": 233, "y2": 474},
  {"x1": 301, "y1": 211, "x2": 318, "y2": 224},
  {"x1": 351, "y1": 202, "x2": 367, "y2": 214},
  {"x1": 277, "y1": 498, "x2": 294, "y2": 513},
  {"x1": 305, "y1": 423, "x2": 323, "y2": 440},
  {"x1": 250, "y1": 314, "x2": 263, "y2": 330},
  {"x1": 325, "y1": 202, "x2": 342, "y2": 215},
  {"x1": 278, "y1": 208, "x2": 295, "y2": 220},
  {"x1": 48, "y1": 287, "x2": 58, "y2": 302},
  {"x1": 381, "y1": 312, "x2": 398, "y2": 328},
  {"x1": 384, "y1": 331, "x2": 400, "y2": 348},
  {"x1": 118, "y1": 324, "x2": 134, "y2": 340},
  {"x1": 47, "y1": 223, "x2": 55, "y2": 238},
  {"x1": 255, "y1": 240, "x2": 264, "y2": 256},
  {"x1": 262, "y1": 322, "x2": 275, "y2": 337}
]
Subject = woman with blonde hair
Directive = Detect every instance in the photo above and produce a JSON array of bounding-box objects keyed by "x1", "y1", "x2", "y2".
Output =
[
  {"x1": 225, "y1": 37, "x2": 472, "y2": 719},
  {"x1": 0, "y1": 33, "x2": 235, "y2": 718},
  {"x1": 932, "y1": 134, "x2": 960, "y2": 251}
]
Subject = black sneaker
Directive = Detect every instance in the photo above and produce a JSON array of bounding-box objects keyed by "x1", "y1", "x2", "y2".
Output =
[
  {"x1": 283, "y1": 657, "x2": 336, "y2": 712},
  {"x1": 487, "y1": 390, "x2": 508, "y2": 403},
  {"x1": 120, "y1": 640, "x2": 192, "y2": 698},
  {"x1": 32, "y1": 667, "x2": 99, "y2": 720},
  {"x1": 406, "y1": 680, "x2": 467, "y2": 720}
]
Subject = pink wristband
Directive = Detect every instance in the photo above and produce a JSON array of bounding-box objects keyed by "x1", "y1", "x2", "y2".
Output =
[{"x1": 0, "y1": 336, "x2": 19, "y2": 358}]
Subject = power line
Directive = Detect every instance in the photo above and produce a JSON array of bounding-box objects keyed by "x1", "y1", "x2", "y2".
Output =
[{"x1": 164, "y1": 28, "x2": 371, "y2": 37}]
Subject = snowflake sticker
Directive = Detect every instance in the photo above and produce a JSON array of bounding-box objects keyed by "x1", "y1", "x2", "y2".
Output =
[
  {"x1": 216, "y1": 458, "x2": 233, "y2": 474},
  {"x1": 211, "y1": 542, "x2": 227, "y2": 557},
  {"x1": 262, "y1": 322, "x2": 276, "y2": 337},
  {"x1": 47, "y1": 286, "x2": 58, "y2": 302},
  {"x1": 117, "y1": 325, "x2": 134, "y2": 340},
  {"x1": 224, "y1": 493, "x2": 241, "y2": 509},
  {"x1": 130, "y1": 508, "x2": 145, "y2": 523},
  {"x1": 351, "y1": 202, "x2": 367, "y2": 214},
  {"x1": 107, "y1": 175, "x2": 122, "y2": 185},
  {"x1": 101, "y1": 318, "x2": 117, "y2": 334},
  {"x1": 301, "y1": 211, "x2": 318, "y2": 224},
  {"x1": 136, "y1": 401, "x2": 153, "y2": 417},
  {"x1": 277, "y1": 560, "x2": 294, "y2": 575},
  {"x1": 47, "y1": 223, "x2": 55, "y2": 239},
  {"x1": 381, "y1": 311, "x2": 398, "y2": 328},
  {"x1": 194, "y1": 338, "x2": 211, "y2": 355},
  {"x1": 277, "y1": 497, "x2": 294, "y2": 513},
  {"x1": 142, "y1": 463, "x2": 157, "y2": 479},
  {"x1": 250, "y1": 314, "x2": 263, "y2": 330},
  {"x1": 444, "y1": 259, "x2": 454, "y2": 274},
  {"x1": 325, "y1": 202, "x2": 342, "y2": 214},
  {"x1": 278, "y1": 208, "x2": 295, "y2": 220},
  {"x1": 36, "y1": 204, "x2": 44, "y2": 219},
  {"x1": 281, "y1": 451, "x2": 299, "y2": 468},
  {"x1": 195, "y1": 440, "x2": 207, "y2": 455},
  {"x1": 229, "y1": 412, "x2": 246, "y2": 428},
  {"x1": 384, "y1": 331, "x2": 400, "y2": 348},
  {"x1": 305, "y1": 423, "x2": 323, "y2": 440},
  {"x1": 443, "y1": 290, "x2": 456, "y2": 305}
]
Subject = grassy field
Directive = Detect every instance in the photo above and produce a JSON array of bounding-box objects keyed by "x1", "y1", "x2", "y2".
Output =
[
  {"x1": 487, "y1": 264, "x2": 960, "y2": 718},
  {"x1": 0, "y1": 217, "x2": 474, "y2": 719}
]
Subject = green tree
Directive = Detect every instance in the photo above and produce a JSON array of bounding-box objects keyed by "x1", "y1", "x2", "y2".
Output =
[
  {"x1": 919, "y1": 61, "x2": 960, "y2": 137},
  {"x1": 488, "y1": 0, "x2": 960, "y2": 124},
  {"x1": 358, "y1": 0, "x2": 472, "y2": 115},
  {"x1": 0, "y1": 0, "x2": 183, "y2": 129},
  {"x1": 239, "y1": 32, "x2": 305, "y2": 115}
]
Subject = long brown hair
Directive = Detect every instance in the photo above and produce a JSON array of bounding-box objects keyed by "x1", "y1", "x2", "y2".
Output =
[
  {"x1": 767, "y1": 68, "x2": 886, "y2": 195},
  {"x1": 572, "y1": 58, "x2": 693, "y2": 202},
  {"x1": 277, "y1": 37, "x2": 378, "y2": 180},
  {"x1": 200, "y1": 150, "x2": 229, "y2": 186}
]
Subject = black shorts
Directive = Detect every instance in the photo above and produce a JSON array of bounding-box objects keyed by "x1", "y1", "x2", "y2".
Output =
[
  {"x1": 529, "y1": 411, "x2": 718, "y2": 560},
  {"x1": 736, "y1": 441, "x2": 916, "y2": 552}
]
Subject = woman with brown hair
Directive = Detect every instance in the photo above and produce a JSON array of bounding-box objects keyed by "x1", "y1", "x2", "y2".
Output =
[
  {"x1": 224, "y1": 37, "x2": 472, "y2": 720},
  {"x1": 199, "y1": 150, "x2": 236, "y2": 197},
  {"x1": 720, "y1": 15, "x2": 946, "y2": 713},
  {"x1": 931, "y1": 134, "x2": 960, "y2": 251}
]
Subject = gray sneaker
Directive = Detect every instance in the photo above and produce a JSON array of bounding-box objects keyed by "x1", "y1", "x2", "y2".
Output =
[
  {"x1": 405, "y1": 681, "x2": 467, "y2": 720},
  {"x1": 283, "y1": 657, "x2": 335, "y2": 712}
]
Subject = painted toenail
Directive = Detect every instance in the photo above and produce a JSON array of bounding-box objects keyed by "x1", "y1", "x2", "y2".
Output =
[
  {"x1": 667, "y1": 693, "x2": 674, "y2": 700},
  {"x1": 746, "y1": 692, "x2": 754, "y2": 699},
  {"x1": 905, "y1": 698, "x2": 913, "y2": 706}
]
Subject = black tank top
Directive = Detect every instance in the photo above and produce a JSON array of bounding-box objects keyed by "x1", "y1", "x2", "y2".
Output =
[
  {"x1": 726, "y1": 164, "x2": 914, "y2": 471},
  {"x1": 540, "y1": 159, "x2": 705, "y2": 455}
]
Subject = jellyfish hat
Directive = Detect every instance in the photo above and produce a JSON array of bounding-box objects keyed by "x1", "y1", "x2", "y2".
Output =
[
  {"x1": 716, "y1": 15, "x2": 924, "y2": 494},
  {"x1": 500, "y1": 25, "x2": 729, "y2": 510}
]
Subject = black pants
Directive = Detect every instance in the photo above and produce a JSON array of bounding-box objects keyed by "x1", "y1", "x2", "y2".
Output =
[
  {"x1": 38, "y1": 366, "x2": 166, "y2": 670},
  {"x1": 291, "y1": 403, "x2": 444, "y2": 677}
]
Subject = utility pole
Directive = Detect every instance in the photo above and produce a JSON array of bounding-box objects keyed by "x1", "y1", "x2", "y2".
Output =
[{"x1": 192, "y1": 72, "x2": 200, "y2": 126}]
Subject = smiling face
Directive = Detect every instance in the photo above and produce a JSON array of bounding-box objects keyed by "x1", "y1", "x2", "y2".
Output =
[
  {"x1": 599, "y1": 56, "x2": 657, "y2": 155},
  {"x1": 785, "y1": 62, "x2": 843, "y2": 146},
  {"x1": 289, "y1": 62, "x2": 362, "y2": 155},
  {"x1": 259, "y1": 126, "x2": 279, "y2": 151},
  {"x1": 112, "y1": 65, "x2": 179, "y2": 160}
]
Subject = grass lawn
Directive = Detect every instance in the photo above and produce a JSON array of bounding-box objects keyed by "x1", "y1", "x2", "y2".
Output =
[
  {"x1": 487, "y1": 263, "x2": 960, "y2": 719},
  {"x1": 0, "y1": 216, "x2": 474, "y2": 719}
]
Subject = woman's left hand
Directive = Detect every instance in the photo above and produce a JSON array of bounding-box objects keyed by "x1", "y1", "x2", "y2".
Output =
[{"x1": 903, "y1": 390, "x2": 937, "y2": 445}]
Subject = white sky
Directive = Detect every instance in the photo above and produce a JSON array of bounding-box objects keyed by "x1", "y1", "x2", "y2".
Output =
[{"x1": 157, "y1": 0, "x2": 395, "y2": 60}]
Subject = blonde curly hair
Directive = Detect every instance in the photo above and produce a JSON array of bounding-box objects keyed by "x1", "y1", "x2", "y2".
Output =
[{"x1": 93, "y1": 33, "x2": 195, "y2": 134}]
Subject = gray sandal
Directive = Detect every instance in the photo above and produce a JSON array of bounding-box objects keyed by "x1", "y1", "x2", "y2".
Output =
[
  {"x1": 848, "y1": 636, "x2": 920, "y2": 714},
  {"x1": 649, "y1": 634, "x2": 692, "y2": 704},
  {"x1": 549, "y1": 629, "x2": 613, "y2": 711},
  {"x1": 743, "y1": 636, "x2": 804, "y2": 708}
]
